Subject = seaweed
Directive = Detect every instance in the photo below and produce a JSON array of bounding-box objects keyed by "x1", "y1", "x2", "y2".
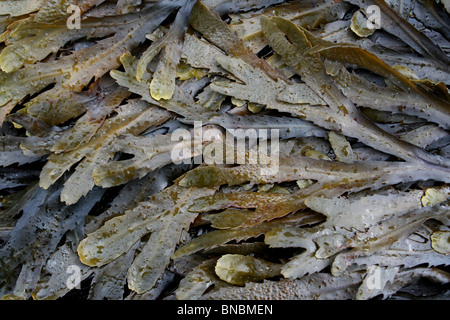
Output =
[{"x1": 0, "y1": 0, "x2": 449, "y2": 300}]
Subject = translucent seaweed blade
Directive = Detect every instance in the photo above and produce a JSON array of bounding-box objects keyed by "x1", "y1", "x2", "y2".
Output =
[
  {"x1": 351, "y1": 224, "x2": 450, "y2": 272},
  {"x1": 172, "y1": 211, "x2": 322, "y2": 259},
  {"x1": 92, "y1": 124, "x2": 221, "y2": 188},
  {"x1": 356, "y1": 267, "x2": 450, "y2": 300},
  {"x1": 33, "y1": 244, "x2": 93, "y2": 300},
  {"x1": 149, "y1": 0, "x2": 196, "y2": 101},
  {"x1": 77, "y1": 185, "x2": 215, "y2": 294},
  {"x1": 259, "y1": 16, "x2": 326, "y2": 81},
  {"x1": 179, "y1": 156, "x2": 450, "y2": 192},
  {"x1": 306, "y1": 37, "x2": 450, "y2": 128},
  {"x1": 77, "y1": 192, "x2": 170, "y2": 268},
  {"x1": 260, "y1": 16, "x2": 450, "y2": 167},
  {"x1": 305, "y1": 186, "x2": 450, "y2": 231},
  {"x1": 0, "y1": 0, "x2": 45, "y2": 17},
  {"x1": 111, "y1": 53, "x2": 214, "y2": 122},
  {"x1": 181, "y1": 33, "x2": 228, "y2": 75},
  {"x1": 50, "y1": 79, "x2": 130, "y2": 153},
  {"x1": 331, "y1": 206, "x2": 449, "y2": 276},
  {"x1": 39, "y1": 101, "x2": 170, "y2": 205},
  {"x1": 209, "y1": 55, "x2": 326, "y2": 109},
  {"x1": 347, "y1": 0, "x2": 450, "y2": 70},
  {"x1": 327, "y1": 64, "x2": 450, "y2": 129},
  {"x1": 87, "y1": 242, "x2": 138, "y2": 300},
  {"x1": 328, "y1": 131, "x2": 357, "y2": 163},
  {"x1": 126, "y1": 187, "x2": 215, "y2": 294},
  {"x1": 85, "y1": 164, "x2": 191, "y2": 234},
  {"x1": 214, "y1": 254, "x2": 282, "y2": 285},
  {"x1": 189, "y1": 0, "x2": 286, "y2": 82},
  {"x1": 304, "y1": 190, "x2": 424, "y2": 231},
  {"x1": 175, "y1": 259, "x2": 220, "y2": 300},
  {"x1": 0, "y1": 8, "x2": 142, "y2": 73},
  {"x1": 0, "y1": 0, "x2": 448, "y2": 301},
  {"x1": 1, "y1": 3, "x2": 178, "y2": 125},
  {"x1": 227, "y1": 1, "x2": 350, "y2": 52},
  {"x1": 149, "y1": 43, "x2": 182, "y2": 101},
  {"x1": 190, "y1": 191, "x2": 306, "y2": 229},
  {"x1": 0, "y1": 182, "x2": 104, "y2": 298},
  {"x1": 91, "y1": 134, "x2": 179, "y2": 188},
  {"x1": 281, "y1": 252, "x2": 332, "y2": 279},
  {"x1": 0, "y1": 60, "x2": 69, "y2": 122}
]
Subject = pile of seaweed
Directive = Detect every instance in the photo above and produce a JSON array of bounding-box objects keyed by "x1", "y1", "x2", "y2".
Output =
[{"x1": 0, "y1": 0, "x2": 449, "y2": 300}]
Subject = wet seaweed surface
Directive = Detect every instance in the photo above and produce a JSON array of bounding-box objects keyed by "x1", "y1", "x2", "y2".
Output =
[{"x1": 0, "y1": 0, "x2": 449, "y2": 300}]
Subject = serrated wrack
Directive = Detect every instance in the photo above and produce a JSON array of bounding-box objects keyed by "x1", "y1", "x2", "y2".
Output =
[
  {"x1": 40, "y1": 100, "x2": 170, "y2": 205},
  {"x1": 77, "y1": 184, "x2": 216, "y2": 294}
]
